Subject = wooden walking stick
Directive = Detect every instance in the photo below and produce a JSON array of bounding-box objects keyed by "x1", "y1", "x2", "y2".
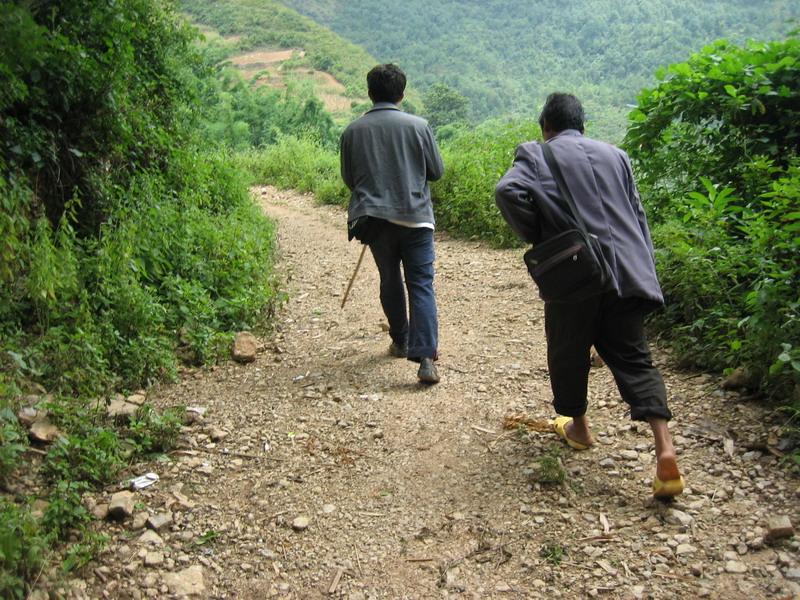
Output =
[{"x1": 341, "y1": 244, "x2": 368, "y2": 309}]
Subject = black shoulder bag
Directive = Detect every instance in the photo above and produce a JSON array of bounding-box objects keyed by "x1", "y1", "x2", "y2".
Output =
[{"x1": 522, "y1": 143, "x2": 612, "y2": 303}]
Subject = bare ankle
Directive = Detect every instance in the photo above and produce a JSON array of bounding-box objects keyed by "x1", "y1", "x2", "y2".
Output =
[
  {"x1": 656, "y1": 452, "x2": 680, "y2": 481},
  {"x1": 567, "y1": 418, "x2": 593, "y2": 445}
]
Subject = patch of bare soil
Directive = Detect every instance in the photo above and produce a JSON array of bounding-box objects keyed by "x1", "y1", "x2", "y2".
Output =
[
  {"x1": 74, "y1": 187, "x2": 799, "y2": 599},
  {"x1": 226, "y1": 49, "x2": 357, "y2": 114},
  {"x1": 229, "y1": 50, "x2": 305, "y2": 67}
]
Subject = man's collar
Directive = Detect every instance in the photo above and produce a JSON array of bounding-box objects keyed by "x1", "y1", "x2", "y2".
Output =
[
  {"x1": 550, "y1": 129, "x2": 583, "y2": 140},
  {"x1": 367, "y1": 102, "x2": 401, "y2": 113}
]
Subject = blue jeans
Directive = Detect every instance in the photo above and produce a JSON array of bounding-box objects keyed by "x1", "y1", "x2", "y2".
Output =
[{"x1": 369, "y1": 223, "x2": 438, "y2": 361}]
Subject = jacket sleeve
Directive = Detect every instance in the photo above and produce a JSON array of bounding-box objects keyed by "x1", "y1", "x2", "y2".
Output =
[
  {"x1": 340, "y1": 130, "x2": 354, "y2": 191},
  {"x1": 423, "y1": 125, "x2": 445, "y2": 182},
  {"x1": 495, "y1": 144, "x2": 542, "y2": 244}
]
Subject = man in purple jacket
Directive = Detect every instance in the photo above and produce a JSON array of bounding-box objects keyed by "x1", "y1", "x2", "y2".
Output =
[{"x1": 495, "y1": 93, "x2": 684, "y2": 498}]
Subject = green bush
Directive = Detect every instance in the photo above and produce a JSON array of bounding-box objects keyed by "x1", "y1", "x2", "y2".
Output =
[
  {"x1": 43, "y1": 430, "x2": 124, "y2": 488},
  {"x1": 41, "y1": 481, "x2": 91, "y2": 541},
  {"x1": 0, "y1": 499, "x2": 47, "y2": 600},
  {"x1": 1, "y1": 0, "x2": 285, "y2": 592},
  {"x1": 626, "y1": 34, "x2": 800, "y2": 220},
  {"x1": 0, "y1": 407, "x2": 27, "y2": 484},
  {"x1": 433, "y1": 119, "x2": 539, "y2": 247},
  {"x1": 626, "y1": 34, "x2": 799, "y2": 399},
  {"x1": 240, "y1": 136, "x2": 349, "y2": 205},
  {"x1": 126, "y1": 404, "x2": 184, "y2": 454}
]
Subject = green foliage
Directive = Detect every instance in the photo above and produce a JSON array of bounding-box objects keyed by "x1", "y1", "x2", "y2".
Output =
[
  {"x1": 181, "y1": 0, "x2": 380, "y2": 102},
  {"x1": 531, "y1": 448, "x2": 566, "y2": 485},
  {"x1": 0, "y1": 0, "x2": 199, "y2": 232},
  {"x1": 1, "y1": 0, "x2": 284, "y2": 592},
  {"x1": 43, "y1": 431, "x2": 124, "y2": 488},
  {"x1": 0, "y1": 499, "x2": 48, "y2": 600},
  {"x1": 194, "y1": 56, "x2": 339, "y2": 148},
  {"x1": 0, "y1": 407, "x2": 27, "y2": 484},
  {"x1": 126, "y1": 404, "x2": 184, "y2": 454},
  {"x1": 627, "y1": 35, "x2": 799, "y2": 399},
  {"x1": 194, "y1": 529, "x2": 221, "y2": 546},
  {"x1": 62, "y1": 532, "x2": 108, "y2": 573},
  {"x1": 241, "y1": 136, "x2": 349, "y2": 205},
  {"x1": 423, "y1": 84, "x2": 470, "y2": 131},
  {"x1": 626, "y1": 35, "x2": 800, "y2": 218},
  {"x1": 539, "y1": 542, "x2": 567, "y2": 565},
  {"x1": 281, "y1": 0, "x2": 798, "y2": 135},
  {"x1": 41, "y1": 481, "x2": 91, "y2": 541},
  {"x1": 432, "y1": 119, "x2": 539, "y2": 247}
]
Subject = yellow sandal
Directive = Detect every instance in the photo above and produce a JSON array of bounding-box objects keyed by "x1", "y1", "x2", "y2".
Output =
[
  {"x1": 551, "y1": 416, "x2": 591, "y2": 450},
  {"x1": 653, "y1": 475, "x2": 685, "y2": 499}
]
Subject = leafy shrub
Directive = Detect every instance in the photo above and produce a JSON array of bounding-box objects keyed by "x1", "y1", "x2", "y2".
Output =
[
  {"x1": 241, "y1": 136, "x2": 349, "y2": 205},
  {"x1": 433, "y1": 118, "x2": 539, "y2": 247},
  {"x1": 627, "y1": 34, "x2": 799, "y2": 399},
  {"x1": 43, "y1": 430, "x2": 124, "y2": 487},
  {"x1": 1, "y1": 0, "x2": 284, "y2": 592},
  {"x1": 61, "y1": 531, "x2": 108, "y2": 573},
  {"x1": 127, "y1": 404, "x2": 184, "y2": 454},
  {"x1": 0, "y1": 499, "x2": 47, "y2": 600},
  {"x1": 626, "y1": 34, "x2": 800, "y2": 221},
  {"x1": 41, "y1": 481, "x2": 91, "y2": 541},
  {"x1": 0, "y1": 407, "x2": 27, "y2": 484}
]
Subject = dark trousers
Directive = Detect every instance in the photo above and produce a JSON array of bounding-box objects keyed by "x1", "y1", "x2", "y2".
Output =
[
  {"x1": 369, "y1": 223, "x2": 438, "y2": 361},
  {"x1": 544, "y1": 292, "x2": 671, "y2": 422}
]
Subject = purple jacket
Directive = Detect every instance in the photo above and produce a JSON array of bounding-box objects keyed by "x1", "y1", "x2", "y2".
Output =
[{"x1": 495, "y1": 129, "x2": 664, "y2": 307}]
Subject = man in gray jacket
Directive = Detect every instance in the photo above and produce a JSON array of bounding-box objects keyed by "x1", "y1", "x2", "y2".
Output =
[
  {"x1": 341, "y1": 64, "x2": 444, "y2": 384},
  {"x1": 495, "y1": 93, "x2": 684, "y2": 498}
]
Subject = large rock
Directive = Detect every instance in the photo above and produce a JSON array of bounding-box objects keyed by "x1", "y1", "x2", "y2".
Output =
[
  {"x1": 107, "y1": 396, "x2": 139, "y2": 422},
  {"x1": 127, "y1": 393, "x2": 147, "y2": 406},
  {"x1": 29, "y1": 416, "x2": 63, "y2": 443},
  {"x1": 666, "y1": 508, "x2": 694, "y2": 527},
  {"x1": 108, "y1": 491, "x2": 135, "y2": 520},
  {"x1": 232, "y1": 331, "x2": 258, "y2": 363},
  {"x1": 164, "y1": 565, "x2": 206, "y2": 597}
]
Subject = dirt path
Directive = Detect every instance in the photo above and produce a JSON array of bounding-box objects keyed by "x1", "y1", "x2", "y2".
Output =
[{"x1": 80, "y1": 187, "x2": 799, "y2": 600}]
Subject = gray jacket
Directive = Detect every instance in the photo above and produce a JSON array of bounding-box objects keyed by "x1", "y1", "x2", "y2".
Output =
[
  {"x1": 495, "y1": 129, "x2": 664, "y2": 306},
  {"x1": 341, "y1": 102, "x2": 444, "y2": 224}
]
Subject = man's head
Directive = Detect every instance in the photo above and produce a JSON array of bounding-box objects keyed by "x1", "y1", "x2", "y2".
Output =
[
  {"x1": 538, "y1": 93, "x2": 585, "y2": 139},
  {"x1": 367, "y1": 64, "x2": 406, "y2": 104}
]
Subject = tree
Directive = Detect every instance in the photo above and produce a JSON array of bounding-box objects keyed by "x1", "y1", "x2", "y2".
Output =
[{"x1": 422, "y1": 83, "x2": 469, "y2": 130}]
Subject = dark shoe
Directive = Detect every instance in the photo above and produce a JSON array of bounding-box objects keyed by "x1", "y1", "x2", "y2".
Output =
[
  {"x1": 389, "y1": 342, "x2": 408, "y2": 358},
  {"x1": 417, "y1": 358, "x2": 440, "y2": 384}
]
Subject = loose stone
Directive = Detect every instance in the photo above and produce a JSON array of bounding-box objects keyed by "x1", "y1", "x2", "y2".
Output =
[
  {"x1": 724, "y1": 560, "x2": 748, "y2": 574},
  {"x1": 767, "y1": 515, "x2": 794, "y2": 541},
  {"x1": 108, "y1": 491, "x2": 135, "y2": 520},
  {"x1": 292, "y1": 516, "x2": 310, "y2": 531}
]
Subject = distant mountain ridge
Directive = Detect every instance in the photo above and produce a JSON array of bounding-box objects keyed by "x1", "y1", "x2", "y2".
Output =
[{"x1": 277, "y1": 0, "x2": 799, "y2": 132}]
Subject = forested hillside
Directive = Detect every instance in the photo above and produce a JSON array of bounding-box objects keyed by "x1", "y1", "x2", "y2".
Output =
[
  {"x1": 279, "y1": 0, "x2": 798, "y2": 137},
  {"x1": 181, "y1": 0, "x2": 385, "y2": 107}
]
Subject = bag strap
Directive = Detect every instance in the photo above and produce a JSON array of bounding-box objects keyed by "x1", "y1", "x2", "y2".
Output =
[{"x1": 540, "y1": 142, "x2": 589, "y2": 234}]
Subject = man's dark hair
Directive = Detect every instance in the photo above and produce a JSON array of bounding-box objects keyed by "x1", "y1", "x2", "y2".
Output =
[
  {"x1": 367, "y1": 64, "x2": 406, "y2": 104},
  {"x1": 538, "y1": 93, "x2": 585, "y2": 133}
]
